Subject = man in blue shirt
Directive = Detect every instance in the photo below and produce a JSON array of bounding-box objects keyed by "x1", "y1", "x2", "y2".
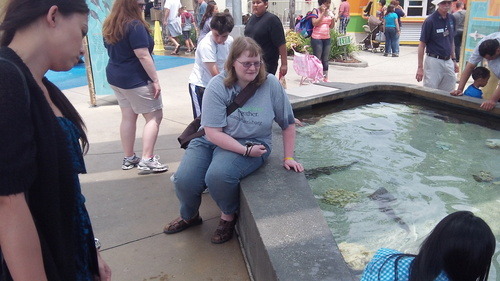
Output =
[{"x1": 416, "y1": 0, "x2": 458, "y2": 92}]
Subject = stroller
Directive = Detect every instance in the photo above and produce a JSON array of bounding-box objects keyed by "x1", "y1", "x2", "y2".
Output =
[
  {"x1": 360, "y1": 15, "x2": 385, "y2": 53},
  {"x1": 291, "y1": 44, "x2": 324, "y2": 85}
]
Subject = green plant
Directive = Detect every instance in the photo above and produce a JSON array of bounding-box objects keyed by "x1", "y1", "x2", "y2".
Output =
[
  {"x1": 329, "y1": 30, "x2": 358, "y2": 60},
  {"x1": 285, "y1": 30, "x2": 311, "y2": 56}
]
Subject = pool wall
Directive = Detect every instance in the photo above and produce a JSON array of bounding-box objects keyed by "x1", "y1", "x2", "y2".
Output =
[{"x1": 236, "y1": 82, "x2": 499, "y2": 281}]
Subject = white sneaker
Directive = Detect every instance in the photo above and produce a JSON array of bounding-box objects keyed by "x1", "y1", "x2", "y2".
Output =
[
  {"x1": 122, "y1": 154, "x2": 141, "y2": 170},
  {"x1": 138, "y1": 155, "x2": 169, "y2": 172}
]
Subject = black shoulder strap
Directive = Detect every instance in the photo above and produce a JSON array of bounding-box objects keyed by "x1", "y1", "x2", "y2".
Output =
[
  {"x1": 226, "y1": 81, "x2": 259, "y2": 115},
  {"x1": 0, "y1": 57, "x2": 30, "y2": 103}
]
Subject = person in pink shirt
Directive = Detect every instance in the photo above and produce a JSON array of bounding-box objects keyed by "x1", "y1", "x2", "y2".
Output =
[
  {"x1": 338, "y1": 0, "x2": 350, "y2": 34},
  {"x1": 311, "y1": 0, "x2": 335, "y2": 81}
]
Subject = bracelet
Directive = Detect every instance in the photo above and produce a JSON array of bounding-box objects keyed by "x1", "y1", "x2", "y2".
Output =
[
  {"x1": 244, "y1": 145, "x2": 250, "y2": 157},
  {"x1": 284, "y1": 157, "x2": 294, "y2": 161}
]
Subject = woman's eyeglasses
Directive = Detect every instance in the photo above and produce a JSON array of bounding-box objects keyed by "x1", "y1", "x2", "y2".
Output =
[
  {"x1": 138, "y1": 3, "x2": 146, "y2": 8},
  {"x1": 237, "y1": 60, "x2": 262, "y2": 69}
]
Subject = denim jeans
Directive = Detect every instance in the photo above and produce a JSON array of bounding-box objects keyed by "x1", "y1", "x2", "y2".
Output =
[
  {"x1": 384, "y1": 27, "x2": 399, "y2": 54},
  {"x1": 311, "y1": 38, "x2": 331, "y2": 71},
  {"x1": 339, "y1": 17, "x2": 350, "y2": 34},
  {"x1": 172, "y1": 137, "x2": 270, "y2": 220}
]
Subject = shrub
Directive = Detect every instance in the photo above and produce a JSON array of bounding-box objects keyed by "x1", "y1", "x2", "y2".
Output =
[{"x1": 285, "y1": 30, "x2": 311, "y2": 56}]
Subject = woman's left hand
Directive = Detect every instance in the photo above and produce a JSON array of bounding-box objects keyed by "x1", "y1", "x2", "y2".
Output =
[
  {"x1": 284, "y1": 158, "x2": 304, "y2": 172},
  {"x1": 96, "y1": 252, "x2": 112, "y2": 281}
]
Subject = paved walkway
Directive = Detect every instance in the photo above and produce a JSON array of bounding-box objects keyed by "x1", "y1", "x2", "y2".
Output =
[{"x1": 64, "y1": 45, "x2": 448, "y2": 281}]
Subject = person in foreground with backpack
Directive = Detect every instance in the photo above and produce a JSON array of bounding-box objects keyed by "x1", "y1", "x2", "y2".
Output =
[
  {"x1": 163, "y1": 37, "x2": 303, "y2": 244},
  {"x1": 311, "y1": 0, "x2": 335, "y2": 82}
]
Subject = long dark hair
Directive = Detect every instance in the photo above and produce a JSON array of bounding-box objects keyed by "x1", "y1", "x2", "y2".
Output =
[
  {"x1": 380, "y1": 211, "x2": 495, "y2": 281},
  {"x1": 0, "y1": 0, "x2": 89, "y2": 46},
  {"x1": 200, "y1": 2, "x2": 217, "y2": 28},
  {"x1": 0, "y1": 0, "x2": 90, "y2": 153},
  {"x1": 409, "y1": 211, "x2": 495, "y2": 281}
]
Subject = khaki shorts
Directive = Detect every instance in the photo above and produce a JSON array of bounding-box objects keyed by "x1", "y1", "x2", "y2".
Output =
[{"x1": 111, "y1": 82, "x2": 163, "y2": 114}]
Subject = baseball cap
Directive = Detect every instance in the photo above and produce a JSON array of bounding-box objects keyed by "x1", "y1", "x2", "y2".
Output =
[{"x1": 432, "y1": 0, "x2": 452, "y2": 5}]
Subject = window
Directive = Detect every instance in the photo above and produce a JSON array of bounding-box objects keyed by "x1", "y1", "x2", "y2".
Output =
[{"x1": 403, "y1": 0, "x2": 434, "y2": 16}]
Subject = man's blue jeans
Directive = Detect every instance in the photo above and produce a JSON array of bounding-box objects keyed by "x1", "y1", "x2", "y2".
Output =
[{"x1": 171, "y1": 137, "x2": 270, "y2": 220}]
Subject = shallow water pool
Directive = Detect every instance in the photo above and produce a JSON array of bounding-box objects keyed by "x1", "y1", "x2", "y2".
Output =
[{"x1": 295, "y1": 102, "x2": 500, "y2": 280}]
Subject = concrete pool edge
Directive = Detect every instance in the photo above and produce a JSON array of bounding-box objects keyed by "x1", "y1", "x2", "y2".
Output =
[{"x1": 236, "y1": 82, "x2": 499, "y2": 281}]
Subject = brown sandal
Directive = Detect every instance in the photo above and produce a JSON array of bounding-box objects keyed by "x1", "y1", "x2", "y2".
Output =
[
  {"x1": 211, "y1": 215, "x2": 238, "y2": 244},
  {"x1": 170, "y1": 45, "x2": 180, "y2": 55},
  {"x1": 163, "y1": 214, "x2": 202, "y2": 234}
]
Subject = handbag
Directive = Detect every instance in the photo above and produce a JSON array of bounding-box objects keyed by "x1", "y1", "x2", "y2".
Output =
[
  {"x1": 375, "y1": 31, "x2": 386, "y2": 42},
  {"x1": 177, "y1": 81, "x2": 260, "y2": 149}
]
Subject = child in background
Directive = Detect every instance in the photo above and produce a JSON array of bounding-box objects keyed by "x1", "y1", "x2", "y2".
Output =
[
  {"x1": 180, "y1": 6, "x2": 195, "y2": 53},
  {"x1": 464, "y1": 66, "x2": 490, "y2": 98}
]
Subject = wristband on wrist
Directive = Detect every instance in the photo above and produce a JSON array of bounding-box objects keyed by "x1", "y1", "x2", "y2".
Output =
[{"x1": 284, "y1": 157, "x2": 294, "y2": 161}]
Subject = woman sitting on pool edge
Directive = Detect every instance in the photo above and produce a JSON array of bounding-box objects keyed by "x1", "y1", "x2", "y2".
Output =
[
  {"x1": 360, "y1": 211, "x2": 495, "y2": 281},
  {"x1": 163, "y1": 36, "x2": 304, "y2": 244}
]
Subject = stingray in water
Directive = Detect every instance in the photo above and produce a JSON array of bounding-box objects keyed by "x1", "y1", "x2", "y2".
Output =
[
  {"x1": 368, "y1": 187, "x2": 410, "y2": 233},
  {"x1": 304, "y1": 161, "x2": 358, "y2": 179}
]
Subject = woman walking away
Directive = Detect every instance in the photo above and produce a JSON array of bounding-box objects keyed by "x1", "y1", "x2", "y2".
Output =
[
  {"x1": 163, "y1": 37, "x2": 303, "y2": 244},
  {"x1": 311, "y1": 0, "x2": 335, "y2": 81},
  {"x1": 180, "y1": 6, "x2": 195, "y2": 54},
  {"x1": 103, "y1": 0, "x2": 168, "y2": 173},
  {"x1": 361, "y1": 211, "x2": 496, "y2": 281},
  {"x1": 0, "y1": 0, "x2": 111, "y2": 280},
  {"x1": 383, "y1": 4, "x2": 400, "y2": 57},
  {"x1": 244, "y1": 0, "x2": 288, "y2": 77}
]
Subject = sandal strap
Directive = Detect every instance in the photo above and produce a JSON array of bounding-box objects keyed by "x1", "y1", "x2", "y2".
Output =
[{"x1": 164, "y1": 214, "x2": 202, "y2": 234}]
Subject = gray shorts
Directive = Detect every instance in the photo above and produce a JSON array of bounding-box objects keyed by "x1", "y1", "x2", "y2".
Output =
[
  {"x1": 111, "y1": 82, "x2": 163, "y2": 114},
  {"x1": 167, "y1": 22, "x2": 182, "y2": 37}
]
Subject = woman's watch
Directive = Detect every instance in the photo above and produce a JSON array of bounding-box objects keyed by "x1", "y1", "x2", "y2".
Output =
[{"x1": 94, "y1": 238, "x2": 101, "y2": 250}]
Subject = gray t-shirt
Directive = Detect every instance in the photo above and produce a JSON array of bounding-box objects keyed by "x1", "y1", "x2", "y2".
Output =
[
  {"x1": 452, "y1": 10, "x2": 466, "y2": 32},
  {"x1": 201, "y1": 72, "x2": 295, "y2": 148}
]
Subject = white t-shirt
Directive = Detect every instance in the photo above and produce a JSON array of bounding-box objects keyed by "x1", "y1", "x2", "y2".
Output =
[
  {"x1": 468, "y1": 32, "x2": 500, "y2": 79},
  {"x1": 164, "y1": 0, "x2": 181, "y2": 23},
  {"x1": 188, "y1": 31, "x2": 234, "y2": 87}
]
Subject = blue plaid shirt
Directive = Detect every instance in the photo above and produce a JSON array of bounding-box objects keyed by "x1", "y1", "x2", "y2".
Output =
[{"x1": 361, "y1": 248, "x2": 450, "y2": 281}]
